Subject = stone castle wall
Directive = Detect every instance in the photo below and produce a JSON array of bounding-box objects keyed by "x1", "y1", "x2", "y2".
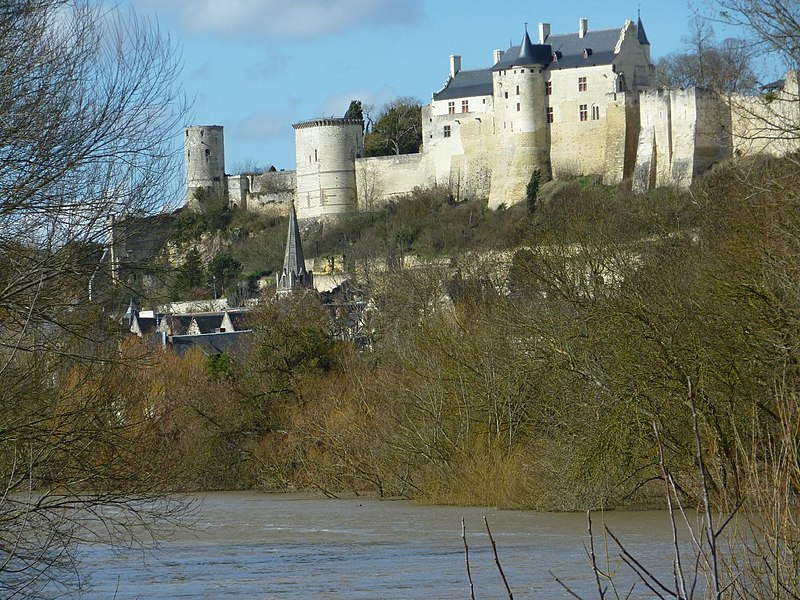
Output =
[
  {"x1": 355, "y1": 154, "x2": 430, "y2": 210},
  {"x1": 634, "y1": 88, "x2": 734, "y2": 191},
  {"x1": 731, "y1": 70, "x2": 799, "y2": 157},
  {"x1": 183, "y1": 10, "x2": 797, "y2": 223}
]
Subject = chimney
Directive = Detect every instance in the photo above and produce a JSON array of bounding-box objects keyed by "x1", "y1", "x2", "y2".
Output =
[
  {"x1": 493, "y1": 49, "x2": 504, "y2": 64},
  {"x1": 579, "y1": 18, "x2": 588, "y2": 38},
  {"x1": 538, "y1": 22, "x2": 550, "y2": 44},
  {"x1": 449, "y1": 55, "x2": 462, "y2": 78}
]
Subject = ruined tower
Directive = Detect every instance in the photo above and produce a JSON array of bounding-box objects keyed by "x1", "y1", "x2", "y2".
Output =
[{"x1": 185, "y1": 125, "x2": 226, "y2": 209}]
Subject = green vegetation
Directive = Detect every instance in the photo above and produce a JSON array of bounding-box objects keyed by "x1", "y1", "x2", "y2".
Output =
[
  {"x1": 364, "y1": 97, "x2": 423, "y2": 156},
  {"x1": 0, "y1": 1, "x2": 188, "y2": 596},
  {"x1": 207, "y1": 251, "x2": 242, "y2": 298},
  {"x1": 130, "y1": 157, "x2": 800, "y2": 596}
]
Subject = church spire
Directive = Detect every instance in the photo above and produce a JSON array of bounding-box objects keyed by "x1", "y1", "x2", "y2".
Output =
[
  {"x1": 637, "y1": 12, "x2": 650, "y2": 46},
  {"x1": 277, "y1": 200, "x2": 313, "y2": 295}
]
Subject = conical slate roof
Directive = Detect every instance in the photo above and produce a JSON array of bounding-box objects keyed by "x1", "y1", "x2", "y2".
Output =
[
  {"x1": 277, "y1": 201, "x2": 313, "y2": 294},
  {"x1": 637, "y1": 15, "x2": 650, "y2": 46},
  {"x1": 510, "y1": 26, "x2": 553, "y2": 67},
  {"x1": 518, "y1": 27, "x2": 536, "y2": 63}
]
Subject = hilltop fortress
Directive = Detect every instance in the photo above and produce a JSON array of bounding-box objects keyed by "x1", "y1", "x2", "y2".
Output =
[{"x1": 185, "y1": 16, "x2": 799, "y2": 219}]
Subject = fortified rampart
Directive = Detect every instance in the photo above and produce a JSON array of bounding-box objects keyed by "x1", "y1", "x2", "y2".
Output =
[{"x1": 182, "y1": 15, "x2": 798, "y2": 222}]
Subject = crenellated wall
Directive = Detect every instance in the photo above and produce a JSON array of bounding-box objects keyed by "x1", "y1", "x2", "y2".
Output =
[{"x1": 182, "y1": 10, "x2": 797, "y2": 221}]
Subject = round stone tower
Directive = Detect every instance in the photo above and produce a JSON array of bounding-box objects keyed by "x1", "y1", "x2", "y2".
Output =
[
  {"x1": 489, "y1": 29, "x2": 552, "y2": 209},
  {"x1": 185, "y1": 125, "x2": 226, "y2": 208},
  {"x1": 293, "y1": 118, "x2": 364, "y2": 220}
]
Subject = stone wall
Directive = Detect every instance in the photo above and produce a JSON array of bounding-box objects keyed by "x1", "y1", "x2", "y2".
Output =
[
  {"x1": 731, "y1": 70, "x2": 799, "y2": 157},
  {"x1": 185, "y1": 126, "x2": 226, "y2": 207},
  {"x1": 634, "y1": 88, "x2": 734, "y2": 191},
  {"x1": 549, "y1": 65, "x2": 618, "y2": 179},
  {"x1": 355, "y1": 154, "x2": 429, "y2": 210},
  {"x1": 601, "y1": 92, "x2": 638, "y2": 185}
]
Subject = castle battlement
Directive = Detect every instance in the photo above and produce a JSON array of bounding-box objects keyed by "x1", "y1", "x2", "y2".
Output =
[
  {"x1": 293, "y1": 117, "x2": 365, "y2": 129},
  {"x1": 184, "y1": 16, "x2": 799, "y2": 220}
]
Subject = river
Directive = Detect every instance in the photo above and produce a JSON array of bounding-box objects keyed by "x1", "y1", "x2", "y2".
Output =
[{"x1": 78, "y1": 492, "x2": 688, "y2": 599}]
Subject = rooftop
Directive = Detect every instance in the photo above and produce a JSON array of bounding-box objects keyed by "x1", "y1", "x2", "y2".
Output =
[{"x1": 433, "y1": 22, "x2": 632, "y2": 101}]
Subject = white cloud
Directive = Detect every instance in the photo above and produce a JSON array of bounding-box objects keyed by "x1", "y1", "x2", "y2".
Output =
[
  {"x1": 188, "y1": 62, "x2": 211, "y2": 81},
  {"x1": 133, "y1": 0, "x2": 423, "y2": 40},
  {"x1": 243, "y1": 50, "x2": 292, "y2": 80},
  {"x1": 232, "y1": 110, "x2": 291, "y2": 141}
]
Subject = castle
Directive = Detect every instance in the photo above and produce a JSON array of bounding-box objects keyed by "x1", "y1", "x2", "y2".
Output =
[{"x1": 185, "y1": 16, "x2": 799, "y2": 219}]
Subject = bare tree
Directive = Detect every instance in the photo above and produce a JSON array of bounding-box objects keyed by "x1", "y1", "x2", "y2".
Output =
[
  {"x1": 0, "y1": 0, "x2": 189, "y2": 597},
  {"x1": 655, "y1": 17, "x2": 757, "y2": 92},
  {"x1": 711, "y1": 0, "x2": 800, "y2": 70},
  {"x1": 709, "y1": 0, "x2": 800, "y2": 152}
]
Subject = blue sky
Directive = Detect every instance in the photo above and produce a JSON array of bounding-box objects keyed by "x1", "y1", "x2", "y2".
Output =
[{"x1": 127, "y1": 0, "x2": 707, "y2": 176}]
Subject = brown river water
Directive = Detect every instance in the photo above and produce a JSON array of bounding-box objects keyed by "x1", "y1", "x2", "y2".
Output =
[{"x1": 79, "y1": 492, "x2": 688, "y2": 599}]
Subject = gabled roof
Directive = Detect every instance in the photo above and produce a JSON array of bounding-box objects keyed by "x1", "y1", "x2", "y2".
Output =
[
  {"x1": 131, "y1": 314, "x2": 157, "y2": 337},
  {"x1": 761, "y1": 79, "x2": 786, "y2": 91},
  {"x1": 166, "y1": 330, "x2": 251, "y2": 356},
  {"x1": 433, "y1": 68, "x2": 493, "y2": 101},
  {"x1": 225, "y1": 309, "x2": 251, "y2": 331},
  {"x1": 433, "y1": 23, "x2": 630, "y2": 101},
  {"x1": 495, "y1": 27, "x2": 621, "y2": 70},
  {"x1": 189, "y1": 314, "x2": 226, "y2": 334}
]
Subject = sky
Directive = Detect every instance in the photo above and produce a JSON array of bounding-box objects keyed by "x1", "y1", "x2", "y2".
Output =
[{"x1": 124, "y1": 0, "x2": 711, "y2": 177}]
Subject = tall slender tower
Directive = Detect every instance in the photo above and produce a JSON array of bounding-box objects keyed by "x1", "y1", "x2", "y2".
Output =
[
  {"x1": 489, "y1": 28, "x2": 552, "y2": 209},
  {"x1": 276, "y1": 201, "x2": 314, "y2": 295},
  {"x1": 185, "y1": 125, "x2": 226, "y2": 208}
]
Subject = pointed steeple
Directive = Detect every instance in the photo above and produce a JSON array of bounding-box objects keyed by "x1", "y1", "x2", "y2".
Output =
[
  {"x1": 277, "y1": 200, "x2": 313, "y2": 295},
  {"x1": 517, "y1": 25, "x2": 536, "y2": 64},
  {"x1": 511, "y1": 24, "x2": 552, "y2": 67},
  {"x1": 637, "y1": 12, "x2": 650, "y2": 46}
]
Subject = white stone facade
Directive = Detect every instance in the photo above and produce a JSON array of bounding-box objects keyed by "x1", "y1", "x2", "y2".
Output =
[{"x1": 184, "y1": 16, "x2": 799, "y2": 220}]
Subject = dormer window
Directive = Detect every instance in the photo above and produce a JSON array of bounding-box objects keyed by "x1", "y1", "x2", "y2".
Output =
[
  {"x1": 582, "y1": 48, "x2": 593, "y2": 59},
  {"x1": 552, "y1": 51, "x2": 562, "y2": 61}
]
